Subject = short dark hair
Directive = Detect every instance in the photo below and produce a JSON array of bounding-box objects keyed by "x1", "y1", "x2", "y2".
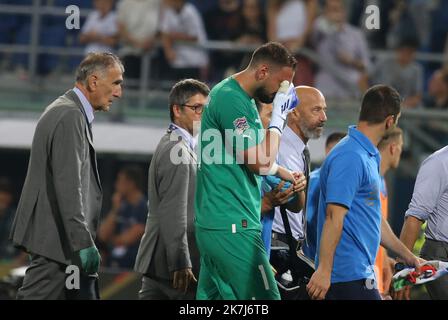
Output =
[
  {"x1": 249, "y1": 42, "x2": 297, "y2": 70},
  {"x1": 359, "y1": 85, "x2": 402, "y2": 124},
  {"x1": 169, "y1": 79, "x2": 210, "y2": 122},
  {"x1": 378, "y1": 127, "x2": 403, "y2": 151},
  {"x1": 326, "y1": 132, "x2": 346, "y2": 148},
  {"x1": 75, "y1": 52, "x2": 124, "y2": 85},
  {"x1": 120, "y1": 165, "x2": 144, "y2": 192}
]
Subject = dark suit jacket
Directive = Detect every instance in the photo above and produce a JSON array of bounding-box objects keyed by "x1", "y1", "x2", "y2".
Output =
[
  {"x1": 10, "y1": 89, "x2": 103, "y2": 265},
  {"x1": 134, "y1": 130, "x2": 199, "y2": 281}
]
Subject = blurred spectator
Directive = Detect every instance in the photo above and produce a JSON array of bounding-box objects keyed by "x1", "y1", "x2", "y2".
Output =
[
  {"x1": 79, "y1": 0, "x2": 118, "y2": 55},
  {"x1": 0, "y1": 177, "x2": 24, "y2": 265},
  {"x1": 267, "y1": 0, "x2": 316, "y2": 52},
  {"x1": 159, "y1": 0, "x2": 209, "y2": 81},
  {"x1": 424, "y1": 68, "x2": 448, "y2": 110},
  {"x1": 98, "y1": 166, "x2": 147, "y2": 269},
  {"x1": 267, "y1": 0, "x2": 317, "y2": 86},
  {"x1": 386, "y1": 0, "x2": 420, "y2": 50},
  {"x1": 238, "y1": 0, "x2": 267, "y2": 45},
  {"x1": 116, "y1": 0, "x2": 161, "y2": 80},
  {"x1": 237, "y1": 0, "x2": 267, "y2": 69},
  {"x1": 313, "y1": 0, "x2": 371, "y2": 99},
  {"x1": 204, "y1": 0, "x2": 244, "y2": 81},
  {"x1": 371, "y1": 38, "x2": 423, "y2": 108}
]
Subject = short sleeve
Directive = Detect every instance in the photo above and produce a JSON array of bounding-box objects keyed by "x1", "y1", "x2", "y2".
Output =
[
  {"x1": 406, "y1": 156, "x2": 445, "y2": 221},
  {"x1": 325, "y1": 152, "x2": 364, "y2": 209}
]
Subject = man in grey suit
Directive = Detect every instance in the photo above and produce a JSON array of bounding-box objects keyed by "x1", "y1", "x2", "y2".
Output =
[
  {"x1": 10, "y1": 52, "x2": 124, "y2": 299},
  {"x1": 135, "y1": 79, "x2": 209, "y2": 299}
]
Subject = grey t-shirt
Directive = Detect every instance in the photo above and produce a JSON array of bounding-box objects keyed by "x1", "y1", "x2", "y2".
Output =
[
  {"x1": 406, "y1": 146, "x2": 448, "y2": 243},
  {"x1": 371, "y1": 57, "x2": 423, "y2": 101}
]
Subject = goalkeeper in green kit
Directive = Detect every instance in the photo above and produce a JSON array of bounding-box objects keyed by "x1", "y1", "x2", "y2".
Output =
[{"x1": 195, "y1": 42, "x2": 307, "y2": 300}]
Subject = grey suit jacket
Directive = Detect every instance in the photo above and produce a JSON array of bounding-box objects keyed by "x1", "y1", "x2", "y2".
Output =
[
  {"x1": 10, "y1": 90, "x2": 103, "y2": 265},
  {"x1": 134, "y1": 130, "x2": 199, "y2": 281}
]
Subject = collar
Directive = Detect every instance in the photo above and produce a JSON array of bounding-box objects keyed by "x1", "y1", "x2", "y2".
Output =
[
  {"x1": 283, "y1": 125, "x2": 306, "y2": 154},
  {"x1": 168, "y1": 123, "x2": 196, "y2": 151},
  {"x1": 73, "y1": 87, "x2": 94, "y2": 124},
  {"x1": 348, "y1": 125, "x2": 379, "y2": 156}
]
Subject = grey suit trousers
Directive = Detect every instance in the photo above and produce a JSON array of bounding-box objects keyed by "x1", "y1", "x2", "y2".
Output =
[
  {"x1": 138, "y1": 276, "x2": 195, "y2": 300},
  {"x1": 420, "y1": 238, "x2": 448, "y2": 300},
  {"x1": 17, "y1": 255, "x2": 100, "y2": 300}
]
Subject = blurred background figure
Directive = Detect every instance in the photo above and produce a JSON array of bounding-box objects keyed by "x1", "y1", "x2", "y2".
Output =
[
  {"x1": 98, "y1": 166, "x2": 147, "y2": 269},
  {"x1": 424, "y1": 67, "x2": 448, "y2": 110},
  {"x1": 116, "y1": 0, "x2": 161, "y2": 81},
  {"x1": 371, "y1": 38, "x2": 423, "y2": 108},
  {"x1": 79, "y1": 0, "x2": 118, "y2": 55},
  {"x1": 313, "y1": 0, "x2": 371, "y2": 99},
  {"x1": 204, "y1": 0, "x2": 243, "y2": 82},
  {"x1": 159, "y1": 0, "x2": 209, "y2": 81},
  {"x1": 0, "y1": 177, "x2": 22, "y2": 265},
  {"x1": 376, "y1": 127, "x2": 404, "y2": 299},
  {"x1": 267, "y1": 0, "x2": 317, "y2": 86}
]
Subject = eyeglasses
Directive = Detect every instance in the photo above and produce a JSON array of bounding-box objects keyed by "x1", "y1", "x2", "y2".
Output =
[{"x1": 182, "y1": 104, "x2": 204, "y2": 114}]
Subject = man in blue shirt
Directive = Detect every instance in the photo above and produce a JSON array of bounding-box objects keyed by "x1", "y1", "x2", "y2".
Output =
[
  {"x1": 307, "y1": 85, "x2": 423, "y2": 300},
  {"x1": 302, "y1": 132, "x2": 346, "y2": 261}
]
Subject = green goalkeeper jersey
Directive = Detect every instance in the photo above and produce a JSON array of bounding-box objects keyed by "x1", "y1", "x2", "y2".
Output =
[{"x1": 195, "y1": 77, "x2": 264, "y2": 232}]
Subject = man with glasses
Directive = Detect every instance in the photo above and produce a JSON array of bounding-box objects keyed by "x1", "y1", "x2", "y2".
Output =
[{"x1": 134, "y1": 79, "x2": 209, "y2": 299}]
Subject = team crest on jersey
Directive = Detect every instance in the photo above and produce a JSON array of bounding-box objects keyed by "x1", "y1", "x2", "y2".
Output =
[{"x1": 233, "y1": 117, "x2": 250, "y2": 134}]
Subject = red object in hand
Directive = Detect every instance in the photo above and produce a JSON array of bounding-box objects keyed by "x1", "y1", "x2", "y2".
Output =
[{"x1": 407, "y1": 265, "x2": 437, "y2": 284}]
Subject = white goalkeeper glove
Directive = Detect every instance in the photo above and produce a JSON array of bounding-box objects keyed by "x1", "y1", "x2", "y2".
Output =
[{"x1": 268, "y1": 81, "x2": 299, "y2": 136}]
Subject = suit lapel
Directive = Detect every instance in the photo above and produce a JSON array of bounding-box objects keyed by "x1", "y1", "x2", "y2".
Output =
[{"x1": 65, "y1": 90, "x2": 102, "y2": 191}]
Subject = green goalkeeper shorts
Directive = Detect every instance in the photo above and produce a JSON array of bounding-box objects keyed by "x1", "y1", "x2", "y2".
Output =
[{"x1": 195, "y1": 227, "x2": 280, "y2": 300}]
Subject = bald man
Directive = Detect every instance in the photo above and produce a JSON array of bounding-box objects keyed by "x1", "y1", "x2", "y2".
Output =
[{"x1": 270, "y1": 86, "x2": 327, "y2": 298}]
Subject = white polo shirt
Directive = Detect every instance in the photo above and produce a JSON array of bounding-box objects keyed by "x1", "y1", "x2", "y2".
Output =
[
  {"x1": 81, "y1": 10, "x2": 118, "y2": 54},
  {"x1": 159, "y1": 3, "x2": 208, "y2": 68}
]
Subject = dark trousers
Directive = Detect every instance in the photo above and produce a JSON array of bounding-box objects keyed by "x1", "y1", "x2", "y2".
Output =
[
  {"x1": 138, "y1": 276, "x2": 196, "y2": 300},
  {"x1": 17, "y1": 254, "x2": 99, "y2": 300},
  {"x1": 420, "y1": 238, "x2": 448, "y2": 300},
  {"x1": 326, "y1": 279, "x2": 382, "y2": 300}
]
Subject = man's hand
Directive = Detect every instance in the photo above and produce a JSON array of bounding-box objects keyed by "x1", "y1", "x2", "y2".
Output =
[
  {"x1": 78, "y1": 246, "x2": 101, "y2": 274},
  {"x1": 306, "y1": 267, "x2": 331, "y2": 300},
  {"x1": 382, "y1": 256, "x2": 396, "y2": 296},
  {"x1": 292, "y1": 172, "x2": 307, "y2": 193},
  {"x1": 390, "y1": 257, "x2": 425, "y2": 300},
  {"x1": 173, "y1": 268, "x2": 197, "y2": 293},
  {"x1": 265, "y1": 181, "x2": 295, "y2": 208},
  {"x1": 269, "y1": 82, "x2": 299, "y2": 135}
]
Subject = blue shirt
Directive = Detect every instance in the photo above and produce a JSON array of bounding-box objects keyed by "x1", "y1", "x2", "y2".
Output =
[
  {"x1": 302, "y1": 168, "x2": 321, "y2": 261},
  {"x1": 73, "y1": 87, "x2": 94, "y2": 124},
  {"x1": 316, "y1": 125, "x2": 382, "y2": 283}
]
